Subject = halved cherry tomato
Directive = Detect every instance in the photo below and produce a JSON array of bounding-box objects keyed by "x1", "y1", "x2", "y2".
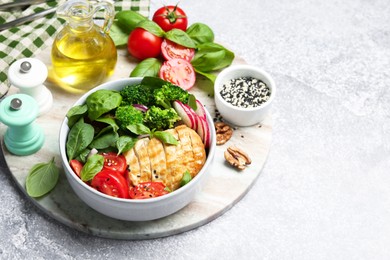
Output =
[
  {"x1": 161, "y1": 39, "x2": 195, "y2": 62},
  {"x1": 129, "y1": 182, "x2": 170, "y2": 199},
  {"x1": 127, "y1": 28, "x2": 163, "y2": 60},
  {"x1": 159, "y1": 58, "x2": 196, "y2": 90},
  {"x1": 152, "y1": 5, "x2": 188, "y2": 32},
  {"x1": 91, "y1": 169, "x2": 129, "y2": 198},
  {"x1": 70, "y1": 159, "x2": 83, "y2": 177},
  {"x1": 102, "y1": 152, "x2": 127, "y2": 175}
]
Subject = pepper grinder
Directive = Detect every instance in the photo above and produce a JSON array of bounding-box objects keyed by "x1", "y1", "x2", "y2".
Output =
[
  {"x1": 0, "y1": 94, "x2": 45, "y2": 156},
  {"x1": 7, "y1": 58, "x2": 53, "y2": 116}
]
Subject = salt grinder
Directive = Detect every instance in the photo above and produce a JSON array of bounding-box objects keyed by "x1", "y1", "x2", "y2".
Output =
[
  {"x1": 7, "y1": 58, "x2": 53, "y2": 116},
  {"x1": 0, "y1": 94, "x2": 45, "y2": 156}
]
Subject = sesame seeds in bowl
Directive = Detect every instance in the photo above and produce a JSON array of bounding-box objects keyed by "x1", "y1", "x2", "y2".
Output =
[{"x1": 214, "y1": 65, "x2": 276, "y2": 126}]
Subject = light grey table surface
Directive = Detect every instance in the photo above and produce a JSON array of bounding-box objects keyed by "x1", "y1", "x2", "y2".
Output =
[{"x1": 1, "y1": 0, "x2": 389, "y2": 259}]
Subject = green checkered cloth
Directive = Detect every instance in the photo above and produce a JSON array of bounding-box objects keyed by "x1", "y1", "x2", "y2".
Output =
[{"x1": 0, "y1": 0, "x2": 150, "y2": 93}]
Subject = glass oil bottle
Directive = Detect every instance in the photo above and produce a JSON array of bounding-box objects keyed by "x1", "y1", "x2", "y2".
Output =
[{"x1": 51, "y1": 0, "x2": 117, "y2": 93}]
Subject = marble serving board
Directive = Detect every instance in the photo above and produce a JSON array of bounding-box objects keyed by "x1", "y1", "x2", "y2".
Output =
[{"x1": 0, "y1": 45, "x2": 273, "y2": 240}]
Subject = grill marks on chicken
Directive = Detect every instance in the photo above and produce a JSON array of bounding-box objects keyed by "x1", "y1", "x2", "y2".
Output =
[{"x1": 124, "y1": 125, "x2": 206, "y2": 191}]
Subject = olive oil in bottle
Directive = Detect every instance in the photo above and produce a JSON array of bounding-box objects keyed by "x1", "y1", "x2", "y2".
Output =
[{"x1": 51, "y1": 0, "x2": 117, "y2": 94}]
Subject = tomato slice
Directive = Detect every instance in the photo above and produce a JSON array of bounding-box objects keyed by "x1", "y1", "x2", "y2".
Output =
[
  {"x1": 159, "y1": 58, "x2": 196, "y2": 90},
  {"x1": 129, "y1": 182, "x2": 170, "y2": 199},
  {"x1": 70, "y1": 159, "x2": 83, "y2": 177},
  {"x1": 91, "y1": 169, "x2": 129, "y2": 198},
  {"x1": 161, "y1": 39, "x2": 195, "y2": 62},
  {"x1": 102, "y1": 152, "x2": 128, "y2": 175}
]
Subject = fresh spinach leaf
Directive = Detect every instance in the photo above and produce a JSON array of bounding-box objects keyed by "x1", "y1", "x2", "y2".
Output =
[
  {"x1": 86, "y1": 89, "x2": 122, "y2": 121},
  {"x1": 26, "y1": 157, "x2": 60, "y2": 198},
  {"x1": 95, "y1": 117, "x2": 119, "y2": 133},
  {"x1": 89, "y1": 131, "x2": 119, "y2": 150},
  {"x1": 80, "y1": 154, "x2": 104, "y2": 182},
  {"x1": 66, "y1": 119, "x2": 94, "y2": 161},
  {"x1": 130, "y1": 58, "x2": 162, "y2": 77},
  {"x1": 66, "y1": 104, "x2": 87, "y2": 128}
]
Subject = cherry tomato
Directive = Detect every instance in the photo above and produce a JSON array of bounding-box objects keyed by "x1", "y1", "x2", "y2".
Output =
[
  {"x1": 127, "y1": 28, "x2": 163, "y2": 60},
  {"x1": 70, "y1": 159, "x2": 83, "y2": 177},
  {"x1": 159, "y1": 58, "x2": 196, "y2": 90},
  {"x1": 161, "y1": 39, "x2": 195, "y2": 62},
  {"x1": 129, "y1": 182, "x2": 170, "y2": 199},
  {"x1": 91, "y1": 169, "x2": 129, "y2": 198},
  {"x1": 152, "y1": 5, "x2": 188, "y2": 32},
  {"x1": 101, "y1": 152, "x2": 127, "y2": 175}
]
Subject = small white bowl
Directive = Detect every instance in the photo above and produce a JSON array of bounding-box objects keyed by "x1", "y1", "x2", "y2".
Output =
[
  {"x1": 59, "y1": 77, "x2": 216, "y2": 221},
  {"x1": 214, "y1": 65, "x2": 276, "y2": 126}
]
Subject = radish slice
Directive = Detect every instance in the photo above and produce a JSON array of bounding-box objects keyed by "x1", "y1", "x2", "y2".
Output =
[
  {"x1": 194, "y1": 100, "x2": 207, "y2": 120},
  {"x1": 174, "y1": 100, "x2": 211, "y2": 148},
  {"x1": 173, "y1": 101, "x2": 197, "y2": 130}
]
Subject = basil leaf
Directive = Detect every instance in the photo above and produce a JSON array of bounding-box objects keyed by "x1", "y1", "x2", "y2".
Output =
[
  {"x1": 115, "y1": 10, "x2": 147, "y2": 34},
  {"x1": 66, "y1": 119, "x2": 94, "y2": 161},
  {"x1": 86, "y1": 89, "x2": 122, "y2": 121},
  {"x1": 109, "y1": 22, "x2": 129, "y2": 47},
  {"x1": 186, "y1": 23, "x2": 215, "y2": 45},
  {"x1": 153, "y1": 131, "x2": 178, "y2": 145},
  {"x1": 191, "y1": 42, "x2": 235, "y2": 72},
  {"x1": 127, "y1": 123, "x2": 151, "y2": 135},
  {"x1": 180, "y1": 170, "x2": 192, "y2": 187},
  {"x1": 89, "y1": 131, "x2": 119, "y2": 150},
  {"x1": 165, "y1": 29, "x2": 196, "y2": 48},
  {"x1": 116, "y1": 136, "x2": 137, "y2": 154},
  {"x1": 130, "y1": 58, "x2": 162, "y2": 77},
  {"x1": 136, "y1": 20, "x2": 165, "y2": 37},
  {"x1": 194, "y1": 69, "x2": 217, "y2": 83},
  {"x1": 80, "y1": 154, "x2": 104, "y2": 182},
  {"x1": 26, "y1": 157, "x2": 60, "y2": 198},
  {"x1": 66, "y1": 104, "x2": 88, "y2": 128}
]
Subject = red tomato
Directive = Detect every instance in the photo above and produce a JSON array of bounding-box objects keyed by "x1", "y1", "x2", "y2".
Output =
[
  {"x1": 127, "y1": 28, "x2": 163, "y2": 60},
  {"x1": 70, "y1": 159, "x2": 83, "y2": 177},
  {"x1": 161, "y1": 39, "x2": 195, "y2": 62},
  {"x1": 91, "y1": 169, "x2": 129, "y2": 198},
  {"x1": 102, "y1": 152, "x2": 127, "y2": 175},
  {"x1": 129, "y1": 182, "x2": 170, "y2": 199},
  {"x1": 152, "y1": 5, "x2": 188, "y2": 32},
  {"x1": 159, "y1": 58, "x2": 196, "y2": 90}
]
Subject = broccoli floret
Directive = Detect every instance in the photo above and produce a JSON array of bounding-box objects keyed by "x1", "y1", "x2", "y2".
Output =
[
  {"x1": 115, "y1": 105, "x2": 144, "y2": 130},
  {"x1": 153, "y1": 83, "x2": 189, "y2": 109},
  {"x1": 120, "y1": 84, "x2": 155, "y2": 107},
  {"x1": 144, "y1": 106, "x2": 181, "y2": 130}
]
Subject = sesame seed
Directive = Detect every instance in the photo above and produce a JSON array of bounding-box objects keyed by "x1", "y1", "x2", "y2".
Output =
[{"x1": 220, "y1": 76, "x2": 271, "y2": 108}]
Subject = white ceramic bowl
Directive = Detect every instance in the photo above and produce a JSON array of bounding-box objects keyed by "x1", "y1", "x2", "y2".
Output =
[
  {"x1": 214, "y1": 65, "x2": 276, "y2": 126},
  {"x1": 59, "y1": 77, "x2": 216, "y2": 221}
]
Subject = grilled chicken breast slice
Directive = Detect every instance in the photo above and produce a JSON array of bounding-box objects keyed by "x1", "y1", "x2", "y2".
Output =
[{"x1": 124, "y1": 125, "x2": 206, "y2": 191}]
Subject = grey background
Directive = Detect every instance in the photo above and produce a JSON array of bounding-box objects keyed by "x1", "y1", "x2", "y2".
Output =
[{"x1": 1, "y1": 0, "x2": 389, "y2": 259}]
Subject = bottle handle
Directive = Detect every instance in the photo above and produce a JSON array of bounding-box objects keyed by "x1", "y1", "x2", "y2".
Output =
[{"x1": 93, "y1": 1, "x2": 115, "y2": 33}]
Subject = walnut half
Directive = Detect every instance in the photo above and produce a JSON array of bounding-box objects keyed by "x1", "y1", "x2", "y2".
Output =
[
  {"x1": 215, "y1": 122, "x2": 233, "y2": 145},
  {"x1": 224, "y1": 146, "x2": 251, "y2": 170}
]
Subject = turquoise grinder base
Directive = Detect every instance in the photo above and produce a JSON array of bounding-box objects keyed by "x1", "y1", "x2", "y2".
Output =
[{"x1": 0, "y1": 94, "x2": 45, "y2": 156}]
